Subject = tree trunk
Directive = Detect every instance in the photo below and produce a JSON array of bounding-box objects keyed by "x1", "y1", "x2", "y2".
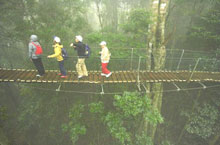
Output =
[
  {"x1": 145, "y1": 0, "x2": 170, "y2": 142},
  {"x1": 103, "y1": 0, "x2": 118, "y2": 32},
  {"x1": 95, "y1": 0, "x2": 103, "y2": 31}
]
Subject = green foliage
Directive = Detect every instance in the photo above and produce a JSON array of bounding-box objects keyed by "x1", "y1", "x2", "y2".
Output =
[
  {"x1": 114, "y1": 92, "x2": 148, "y2": 117},
  {"x1": 101, "y1": 92, "x2": 163, "y2": 145},
  {"x1": 86, "y1": 32, "x2": 102, "y2": 45},
  {"x1": 114, "y1": 92, "x2": 164, "y2": 125},
  {"x1": 86, "y1": 92, "x2": 163, "y2": 145},
  {"x1": 122, "y1": 9, "x2": 151, "y2": 35},
  {"x1": 0, "y1": 106, "x2": 8, "y2": 123},
  {"x1": 135, "y1": 131, "x2": 153, "y2": 145},
  {"x1": 89, "y1": 101, "x2": 104, "y2": 114},
  {"x1": 30, "y1": 0, "x2": 91, "y2": 46},
  {"x1": 87, "y1": 32, "x2": 129, "y2": 48},
  {"x1": 184, "y1": 103, "x2": 219, "y2": 139},
  {"x1": 121, "y1": 9, "x2": 151, "y2": 48},
  {"x1": 18, "y1": 87, "x2": 42, "y2": 130},
  {"x1": 104, "y1": 112, "x2": 131, "y2": 144},
  {"x1": 86, "y1": 9, "x2": 151, "y2": 49},
  {"x1": 161, "y1": 140, "x2": 174, "y2": 145},
  {"x1": 0, "y1": 0, "x2": 91, "y2": 61},
  {"x1": 62, "y1": 104, "x2": 86, "y2": 144},
  {"x1": 187, "y1": 0, "x2": 220, "y2": 51}
]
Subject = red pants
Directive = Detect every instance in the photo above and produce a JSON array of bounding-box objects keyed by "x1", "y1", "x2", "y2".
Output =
[{"x1": 102, "y1": 63, "x2": 110, "y2": 74}]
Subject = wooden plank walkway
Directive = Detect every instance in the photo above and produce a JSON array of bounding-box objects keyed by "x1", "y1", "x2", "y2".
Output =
[{"x1": 0, "y1": 68, "x2": 220, "y2": 84}]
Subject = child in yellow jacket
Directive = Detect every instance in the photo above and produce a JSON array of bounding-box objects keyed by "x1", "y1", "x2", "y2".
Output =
[{"x1": 48, "y1": 37, "x2": 67, "y2": 78}]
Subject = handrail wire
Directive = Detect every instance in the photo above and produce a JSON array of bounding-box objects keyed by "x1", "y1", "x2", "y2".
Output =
[
  {"x1": 39, "y1": 55, "x2": 219, "y2": 61},
  {"x1": 19, "y1": 84, "x2": 220, "y2": 95}
]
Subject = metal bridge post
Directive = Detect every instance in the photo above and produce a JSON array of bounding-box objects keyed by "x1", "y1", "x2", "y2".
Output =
[
  {"x1": 130, "y1": 48, "x2": 134, "y2": 70},
  {"x1": 56, "y1": 83, "x2": 62, "y2": 91},
  {"x1": 100, "y1": 84, "x2": 104, "y2": 95},
  {"x1": 176, "y1": 49, "x2": 184, "y2": 71},
  {"x1": 142, "y1": 83, "x2": 149, "y2": 93},
  {"x1": 172, "y1": 82, "x2": 181, "y2": 91},
  {"x1": 137, "y1": 56, "x2": 142, "y2": 91},
  {"x1": 198, "y1": 82, "x2": 206, "y2": 89},
  {"x1": 188, "y1": 58, "x2": 201, "y2": 82}
]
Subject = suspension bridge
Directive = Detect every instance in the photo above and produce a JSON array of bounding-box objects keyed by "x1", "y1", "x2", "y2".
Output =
[
  {"x1": 1, "y1": 48, "x2": 220, "y2": 84},
  {"x1": 0, "y1": 68, "x2": 220, "y2": 83}
]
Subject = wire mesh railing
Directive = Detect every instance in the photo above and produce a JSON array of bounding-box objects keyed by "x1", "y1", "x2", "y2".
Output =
[{"x1": 0, "y1": 47, "x2": 220, "y2": 73}]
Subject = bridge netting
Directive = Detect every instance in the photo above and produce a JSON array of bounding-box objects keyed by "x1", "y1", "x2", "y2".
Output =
[
  {"x1": 1, "y1": 48, "x2": 220, "y2": 95},
  {"x1": 0, "y1": 47, "x2": 220, "y2": 72}
]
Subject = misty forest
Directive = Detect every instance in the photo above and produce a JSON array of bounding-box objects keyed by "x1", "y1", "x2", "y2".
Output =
[{"x1": 0, "y1": 0, "x2": 220, "y2": 145}]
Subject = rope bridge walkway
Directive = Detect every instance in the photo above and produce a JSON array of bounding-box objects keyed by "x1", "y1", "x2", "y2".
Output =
[
  {"x1": 0, "y1": 68, "x2": 220, "y2": 84},
  {"x1": 1, "y1": 48, "x2": 220, "y2": 85}
]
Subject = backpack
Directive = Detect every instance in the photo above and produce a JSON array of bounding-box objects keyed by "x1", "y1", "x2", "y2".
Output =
[
  {"x1": 32, "y1": 42, "x2": 43, "y2": 55},
  {"x1": 61, "y1": 47, "x2": 68, "y2": 60},
  {"x1": 84, "y1": 44, "x2": 91, "y2": 58}
]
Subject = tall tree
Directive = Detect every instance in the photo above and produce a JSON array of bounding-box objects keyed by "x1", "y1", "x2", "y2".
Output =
[
  {"x1": 145, "y1": 0, "x2": 170, "y2": 141},
  {"x1": 102, "y1": 0, "x2": 119, "y2": 32},
  {"x1": 94, "y1": 0, "x2": 104, "y2": 30},
  {"x1": 186, "y1": 0, "x2": 220, "y2": 52}
]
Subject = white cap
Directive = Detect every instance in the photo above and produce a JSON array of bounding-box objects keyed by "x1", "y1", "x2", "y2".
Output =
[
  {"x1": 54, "y1": 37, "x2": 61, "y2": 43},
  {"x1": 76, "y1": 35, "x2": 83, "y2": 42},
  {"x1": 30, "y1": 35, "x2": 38, "y2": 42},
  {"x1": 100, "y1": 41, "x2": 107, "y2": 46}
]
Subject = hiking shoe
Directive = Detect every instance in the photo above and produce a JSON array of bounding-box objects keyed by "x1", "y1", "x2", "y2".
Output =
[
  {"x1": 61, "y1": 75, "x2": 67, "y2": 78},
  {"x1": 101, "y1": 73, "x2": 106, "y2": 76},
  {"x1": 106, "y1": 72, "x2": 112, "y2": 78},
  {"x1": 78, "y1": 75, "x2": 83, "y2": 79},
  {"x1": 36, "y1": 74, "x2": 41, "y2": 77}
]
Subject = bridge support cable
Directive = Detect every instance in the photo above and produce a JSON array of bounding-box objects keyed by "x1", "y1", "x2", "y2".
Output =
[
  {"x1": 100, "y1": 84, "x2": 104, "y2": 95},
  {"x1": 176, "y1": 49, "x2": 184, "y2": 71},
  {"x1": 172, "y1": 82, "x2": 181, "y2": 91},
  {"x1": 12, "y1": 82, "x2": 220, "y2": 95},
  {"x1": 198, "y1": 82, "x2": 207, "y2": 89},
  {"x1": 137, "y1": 84, "x2": 142, "y2": 91},
  {"x1": 142, "y1": 83, "x2": 149, "y2": 93},
  {"x1": 188, "y1": 58, "x2": 201, "y2": 82},
  {"x1": 56, "y1": 83, "x2": 62, "y2": 92}
]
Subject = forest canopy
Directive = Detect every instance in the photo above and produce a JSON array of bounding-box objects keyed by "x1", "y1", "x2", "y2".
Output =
[{"x1": 0, "y1": 0, "x2": 220, "y2": 145}]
